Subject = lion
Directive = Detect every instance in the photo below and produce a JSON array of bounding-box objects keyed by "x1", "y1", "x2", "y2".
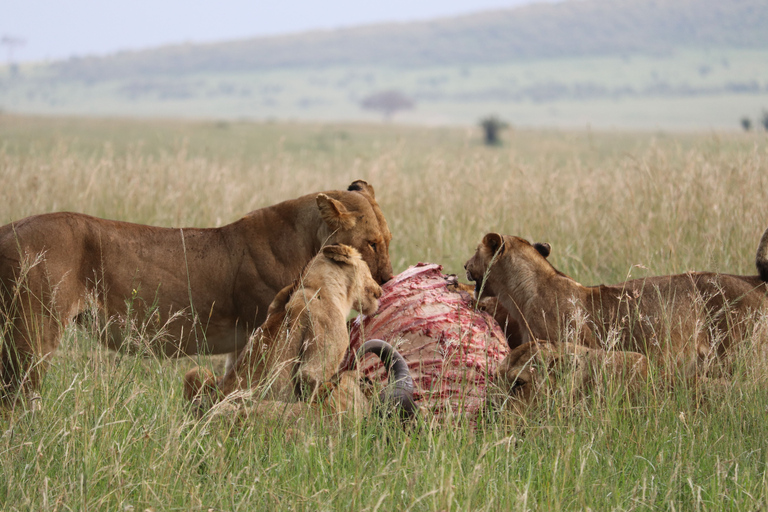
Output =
[
  {"x1": 465, "y1": 229, "x2": 768, "y2": 377},
  {"x1": 184, "y1": 245, "x2": 416, "y2": 424},
  {"x1": 488, "y1": 340, "x2": 648, "y2": 415},
  {"x1": 0, "y1": 180, "x2": 393, "y2": 406},
  {"x1": 186, "y1": 340, "x2": 415, "y2": 427}
]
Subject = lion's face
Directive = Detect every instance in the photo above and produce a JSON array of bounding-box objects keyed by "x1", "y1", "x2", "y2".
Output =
[
  {"x1": 357, "y1": 274, "x2": 383, "y2": 316},
  {"x1": 317, "y1": 181, "x2": 394, "y2": 285},
  {"x1": 320, "y1": 244, "x2": 382, "y2": 316},
  {"x1": 349, "y1": 253, "x2": 382, "y2": 316},
  {"x1": 464, "y1": 238, "x2": 499, "y2": 298},
  {"x1": 464, "y1": 233, "x2": 553, "y2": 298}
]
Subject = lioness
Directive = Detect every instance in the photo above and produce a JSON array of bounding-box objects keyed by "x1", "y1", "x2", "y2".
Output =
[
  {"x1": 0, "y1": 180, "x2": 393, "y2": 405},
  {"x1": 489, "y1": 340, "x2": 648, "y2": 414},
  {"x1": 184, "y1": 245, "x2": 415, "y2": 422},
  {"x1": 465, "y1": 229, "x2": 768, "y2": 375}
]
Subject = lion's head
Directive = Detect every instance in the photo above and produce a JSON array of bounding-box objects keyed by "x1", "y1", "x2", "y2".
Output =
[
  {"x1": 464, "y1": 232, "x2": 552, "y2": 299},
  {"x1": 316, "y1": 180, "x2": 394, "y2": 285},
  {"x1": 320, "y1": 244, "x2": 382, "y2": 316}
]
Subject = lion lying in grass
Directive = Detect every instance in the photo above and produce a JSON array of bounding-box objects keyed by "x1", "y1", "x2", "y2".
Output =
[
  {"x1": 184, "y1": 244, "x2": 416, "y2": 424},
  {"x1": 466, "y1": 228, "x2": 768, "y2": 379},
  {"x1": 488, "y1": 340, "x2": 649, "y2": 414},
  {"x1": 0, "y1": 180, "x2": 393, "y2": 406}
]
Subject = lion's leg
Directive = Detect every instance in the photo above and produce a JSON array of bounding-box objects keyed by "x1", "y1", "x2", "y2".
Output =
[
  {"x1": 322, "y1": 370, "x2": 369, "y2": 418},
  {"x1": 223, "y1": 350, "x2": 240, "y2": 374},
  {"x1": 295, "y1": 333, "x2": 348, "y2": 400},
  {"x1": 1, "y1": 252, "x2": 87, "y2": 408},
  {"x1": 1, "y1": 307, "x2": 64, "y2": 407},
  {"x1": 183, "y1": 366, "x2": 220, "y2": 417},
  {"x1": 205, "y1": 397, "x2": 310, "y2": 427},
  {"x1": 0, "y1": 333, "x2": 33, "y2": 407},
  {"x1": 213, "y1": 372, "x2": 367, "y2": 426}
]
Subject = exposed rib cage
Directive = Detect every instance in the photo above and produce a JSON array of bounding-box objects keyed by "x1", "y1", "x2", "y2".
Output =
[{"x1": 346, "y1": 263, "x2": 508, "y2": 419}]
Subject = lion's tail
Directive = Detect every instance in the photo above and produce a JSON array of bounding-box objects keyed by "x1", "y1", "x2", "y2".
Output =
[
  {"x1": 355, "y1": 339, "x2": 418, "y2": 422},
  {"x1": 757, "y1": 227, "x2": 768, "y2": 282}
]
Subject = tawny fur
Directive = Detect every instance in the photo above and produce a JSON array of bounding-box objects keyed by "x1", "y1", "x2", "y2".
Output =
[
  {"x1": 183, "y1": 244, "x2": 381, "y2": 421},
  {"x1": 465, "y1": 229, "x2": 768, "y2": 375},
  {"x1": 489, "y1": 340, "x2": 648, "y2": 414},
  {"x1": 0, "y1": 180, "x2": 393, "y2": 404}
]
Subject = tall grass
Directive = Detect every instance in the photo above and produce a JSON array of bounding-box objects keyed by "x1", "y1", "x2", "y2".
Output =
[{"x1": 0, "y1": 114, "x2": 767, "y2": 510}]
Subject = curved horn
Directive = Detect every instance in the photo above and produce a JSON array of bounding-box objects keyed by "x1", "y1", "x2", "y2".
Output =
[{"x1": 355, "y1": 339, "x2": 418, "y2": 421}]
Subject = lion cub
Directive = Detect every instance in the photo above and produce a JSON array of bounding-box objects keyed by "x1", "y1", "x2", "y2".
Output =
[
  {"x1": 466, "y1": 229, "x2": 768, "y2": 376},
  {"x1": 489, "y1": 340, "x2": 649, "y2": 414},
  {"x1": 184, "y1": 244, "x2": 382, "y2": 419}
]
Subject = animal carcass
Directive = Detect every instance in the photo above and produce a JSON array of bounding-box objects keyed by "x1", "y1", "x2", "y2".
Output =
[{"x1": 346, "y1": 263, "x2": 509, "y2": 420}]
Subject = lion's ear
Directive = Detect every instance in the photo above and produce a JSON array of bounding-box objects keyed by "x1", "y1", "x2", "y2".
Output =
[
  {"x1": 268, "y1": 284, "x2": 296, "y2": 315},
  {"x1": 482, "y1": 233, "x2": 505, "y2": 256},
  {"x1": 317, "y1": 194, "x2": 356, "y2": 230},
  {"x1": 347, "y1": 180, "x2": 375, "y2": 198},
  {"x1": 322, "y1": 244, "x2": 356, "y2": 265},
  {"x1": 534, "y1": 242, "x2": 551, "y2": 258}
]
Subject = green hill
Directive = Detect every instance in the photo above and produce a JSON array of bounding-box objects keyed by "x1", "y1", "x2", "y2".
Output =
[
  {"x1": 47, "y1": 0, "x2": 768, "y2": 81},
  {"x1": 2, "y1": 0, "x2": 768, "y2": 129}
]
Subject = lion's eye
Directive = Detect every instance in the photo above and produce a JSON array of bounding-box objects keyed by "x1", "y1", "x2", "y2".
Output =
[{"x1": 369, "y1": 242, "x2": 377, "y2": 251}]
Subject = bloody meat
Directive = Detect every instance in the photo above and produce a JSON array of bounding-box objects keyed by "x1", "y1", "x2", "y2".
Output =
[{"x1": 345, "y1": 263, "x2": 509, "y2": 418}]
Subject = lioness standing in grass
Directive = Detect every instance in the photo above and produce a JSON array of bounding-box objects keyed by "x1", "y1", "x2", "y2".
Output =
[
  {"x1": 0, "y1": 180, "x2": 393, "y2": 406},
  {"x1": 465, "y1": 229, "x2": 768, "y2": 375}
]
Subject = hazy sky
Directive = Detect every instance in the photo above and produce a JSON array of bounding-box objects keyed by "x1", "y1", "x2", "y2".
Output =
[{"x1": 3, "y1": 0, "x2": 544, "y2": 63}]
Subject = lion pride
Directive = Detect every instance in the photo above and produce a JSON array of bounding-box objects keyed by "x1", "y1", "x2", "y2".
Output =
[
  {"x1": 0, "y1": 180, "x2": 393, "y2": 406},
  {"x1": 465, "y1": 228, "x2": 768, "y2": 376}
]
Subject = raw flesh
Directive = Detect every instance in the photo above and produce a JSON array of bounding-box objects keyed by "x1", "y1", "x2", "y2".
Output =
[{"x1": 345, "y1": 263, "x2": 508, "y2": 419}]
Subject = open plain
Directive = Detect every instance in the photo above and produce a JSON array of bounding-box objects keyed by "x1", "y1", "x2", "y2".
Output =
[{"x1": 1, "y1": 114, "x2": 768, "y2": 510}]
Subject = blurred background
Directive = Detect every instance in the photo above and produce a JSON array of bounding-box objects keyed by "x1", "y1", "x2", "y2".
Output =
[{"x1": 2, "y1": 0, "x2": 768, "y2": 130}]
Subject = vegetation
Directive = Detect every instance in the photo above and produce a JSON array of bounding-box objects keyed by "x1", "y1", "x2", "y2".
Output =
[
  {"x1": 479, "y1": 115, "x2": 508, "y2": 145},
  {"x1": 2, "y1": 0, "x2": 768, "y2": 128},
  {"x1": 40, "y1": 0, "x2": 768, "y2": 80},
  {"x1": 4, "y1": 47, "x2": 768, "y2": 128},
  {"x1": 360, "y1": 90, "x2": 414, "y2": 120},
  {"x1": 1, "y1": 115, "x2": 768, "y2": 510}
]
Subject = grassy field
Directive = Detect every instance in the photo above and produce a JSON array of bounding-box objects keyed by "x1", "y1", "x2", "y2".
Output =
[{"x1": 1, "y1": 114, "x2": 768, "y2": 510}]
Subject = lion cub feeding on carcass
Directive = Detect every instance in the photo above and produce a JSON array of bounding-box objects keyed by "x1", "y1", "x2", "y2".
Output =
[
  {"x1": 184, "y1": 244, "x2": 412, "y2": 423},
  {"x1": 466, "y1": 229, "x2": 768, "y2": 378}
]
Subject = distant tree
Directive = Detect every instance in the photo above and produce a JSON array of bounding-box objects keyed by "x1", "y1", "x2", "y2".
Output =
[
  {"x1": 360, "y1": 90, "x2": 414, "y2": 120},
  {"x1": 1, "y1": 36, "x2": 24, "y2": 76},
  {"x1": 479, "y1": 116, "x2": 509, "y2": 145},
  {"x1": 762, "y1": 110, "x2": 768, "y2": 131},
  {"x1": 741, "y1": 117, "x2": 752, "y2": 131}
]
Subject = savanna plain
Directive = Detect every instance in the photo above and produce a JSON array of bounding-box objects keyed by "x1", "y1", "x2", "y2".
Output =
[{"x1": 1, "y1": 114, "x2": 768, "y2": 510}]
